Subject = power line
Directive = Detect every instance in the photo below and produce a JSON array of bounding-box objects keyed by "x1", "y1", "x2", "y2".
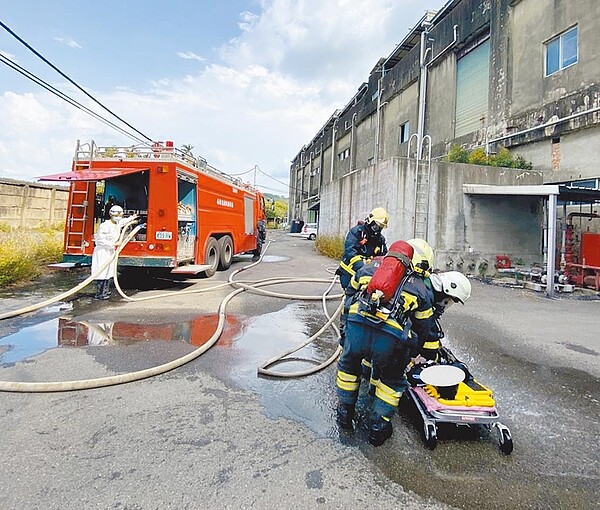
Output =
[
  {"x1": 0, "y1": 53, "x2": 149, "y2": 145},
  {"x1": 255, "y1": 183, "x2": 289, "y2": 195},
  {"x1": 256, "y1": 165, "x2": 290, "y2": 188},
  {"x1": 255, "y1": 165, "x2": 311, "y2": 197},
  {"x1": 228, "y1": 168, "x2": 255, "y2": 177},
  {"x1": 0, "y1": 19, "x2": 154, "y2": 143}
]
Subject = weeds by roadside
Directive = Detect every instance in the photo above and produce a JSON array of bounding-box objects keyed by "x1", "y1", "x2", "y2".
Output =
[
  {"x1": 0, "y1": 224, "x2": 63, "y2": 287},
  {"x1": 314, "y1": 234, "x2": 344, "y2": 260}
]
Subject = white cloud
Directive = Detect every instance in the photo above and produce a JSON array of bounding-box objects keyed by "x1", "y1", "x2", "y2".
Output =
[
  {"x1": 176, "y1": 51, "x2": 206, "y2": 62},
  {"x1": 53, "y1": 37, "x2": 82, "y2": 49},
  {"x1": 238, "y1": 11, "x2": 259, "y2": 32},
  {"x1": 1, "y1": 0, "x2": 440, "y2": 194},
  {"x1": 0, "y1": 50, "x2": 18, "y2": 62}
]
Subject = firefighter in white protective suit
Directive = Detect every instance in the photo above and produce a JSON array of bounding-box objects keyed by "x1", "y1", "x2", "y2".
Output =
[{"x1": 91, "y1": 205, "x2": 137, "y2": 300}]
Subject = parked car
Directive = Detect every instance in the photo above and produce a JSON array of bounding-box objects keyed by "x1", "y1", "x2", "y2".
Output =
[{"x1": 300, "y1": 222, "x2": 318, "y2": 240}]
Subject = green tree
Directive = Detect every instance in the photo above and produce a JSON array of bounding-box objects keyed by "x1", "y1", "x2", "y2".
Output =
[
  {"x1": 266, "y1": 199, "x2": 288, "y2": 226},
  {"x1": 182, "y1": 144, "x2": 194, "y2": 157}
]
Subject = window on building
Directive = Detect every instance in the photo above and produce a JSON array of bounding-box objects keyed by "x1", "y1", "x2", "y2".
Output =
[
  {"x1": 337, "y1": 148, "x2": 350, "y2": 161},
  {"x1": 399, "y1": 122, "x2": 410, "y2": 144},
  {"x1": 545, "y1": 26, "x2": 578, "y2": 76},
  {"x1": 566, "y1": 179, "x2": 598, "y2": 190}
]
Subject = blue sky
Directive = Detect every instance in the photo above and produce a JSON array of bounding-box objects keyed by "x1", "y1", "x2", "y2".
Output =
[{"x1": 1, "y1": 0, "x2": 446, "y2": 195}]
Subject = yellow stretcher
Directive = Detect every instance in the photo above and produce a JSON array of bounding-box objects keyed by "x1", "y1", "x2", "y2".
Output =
[{"x1": 405, "y1": 349, "x2": 513, "y2": 454}]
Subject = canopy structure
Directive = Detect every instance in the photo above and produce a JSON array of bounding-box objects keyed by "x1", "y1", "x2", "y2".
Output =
[
  {"x1": 37, "y1": 168, "x2": 150, "y2": 182},
  {"x1": 463, "y1": 184, "x2": 600, "y2": 297}
]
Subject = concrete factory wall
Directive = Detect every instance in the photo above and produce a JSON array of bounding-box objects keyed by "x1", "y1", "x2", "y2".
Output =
[
  {"x1": 319, "y1": 158, "x2": 544, "y2": 274},
  {"x1": 0, "y1": 179, "x2": 68, "y2": 229}
]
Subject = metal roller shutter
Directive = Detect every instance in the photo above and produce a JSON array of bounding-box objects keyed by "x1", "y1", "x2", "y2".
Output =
[{"x1": 455, "y1": 39, "x2": 490, "y2": 137}]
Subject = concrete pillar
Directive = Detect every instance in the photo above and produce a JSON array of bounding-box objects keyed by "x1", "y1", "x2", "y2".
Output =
[
  {"x1": 50, "y1": 187, "x2": 56, "y2": 224},
  {"x1": 19, "y1": 184, "x2": 29, "y2": 228},
  {"x1": 546, "y1": 193, "x2": 557, "y2": 298}
]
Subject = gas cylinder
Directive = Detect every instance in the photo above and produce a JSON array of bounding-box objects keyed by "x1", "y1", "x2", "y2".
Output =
[{"x1": 366, "y1": 240, "x2": 414, "y2": 303}]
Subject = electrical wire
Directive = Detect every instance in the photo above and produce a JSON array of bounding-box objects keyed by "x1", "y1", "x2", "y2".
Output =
[
  {"x1": 0, "y1": 53, "x2": 149, "y2": 146},
  {"x1": 256, "y1": 165, "x2": 291, "y2": 189},
  {"x1": 0, "y1": 19, "x2": 154, "y2": 143},
  {"x1": 255, "y1": 165, "x2": 309, "y2": 198}
]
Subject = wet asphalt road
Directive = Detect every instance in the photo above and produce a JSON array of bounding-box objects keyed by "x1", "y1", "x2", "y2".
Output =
[{"x1": 0, "y1": 230, "x2": 598, "y2": 510}]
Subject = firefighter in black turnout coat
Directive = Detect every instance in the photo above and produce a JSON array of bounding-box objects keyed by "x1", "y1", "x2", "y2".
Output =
[
  {"x1": 335, "y1": 238, "x2": 438, "y2": 447},
  {"x1": 336, "y1": 207, "x2": 389, "y2": 290}
]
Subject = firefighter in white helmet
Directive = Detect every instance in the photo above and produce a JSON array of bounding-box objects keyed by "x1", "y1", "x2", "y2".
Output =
[
  {"x1": 91, "y1": 204, "x2": 137, "y2": 300},
  {"x1": 430, "y1": 271, "x2": 471, "y2": 308}
]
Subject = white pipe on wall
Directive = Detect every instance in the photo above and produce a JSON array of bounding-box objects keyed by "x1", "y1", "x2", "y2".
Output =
[{"x1": 487, "y1": 105, "x2": 600, "y2": 147}]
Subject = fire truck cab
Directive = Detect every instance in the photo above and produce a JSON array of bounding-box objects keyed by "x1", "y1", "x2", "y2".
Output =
[{"x1": 39, "y1": 140, "x2": 267, "y2": 277}]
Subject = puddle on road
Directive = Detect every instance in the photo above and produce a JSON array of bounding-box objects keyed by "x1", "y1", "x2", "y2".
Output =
[
  {"x1": 259, "y1": 255, "x2": 290, "y2": 263},
  {"x1": 232, "y1": 254, "x2": 290, "y2": 264},
  {"x1": 0, "y1": 270, "x2": 88, "y2": 300},
  {"x1": 0, "y1": 318, "x2": 60, "y2": 366},
  {"x1": 0, "y1": 314, "x2": 243, "y2": 367},
  {"x1": 204, "y1": 302, "x2": 341, "y2": 437}
]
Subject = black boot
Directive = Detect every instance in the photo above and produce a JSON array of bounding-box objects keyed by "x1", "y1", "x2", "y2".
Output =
[
  {"x1": 94, "y1": 280, "x2": 105, "y2": 300},
  {"x1": 103, "y1": 278, "x2": 113, "y2": 299},
  {"x1": 336, "y1": 403, "x2": 355, "y2": 430},
  {"x1": 369, "y1": 415, "x2": 393, "y2": 447},
  {"x1": 95, "y1": 280, "x2": 110, "y2": 300}
]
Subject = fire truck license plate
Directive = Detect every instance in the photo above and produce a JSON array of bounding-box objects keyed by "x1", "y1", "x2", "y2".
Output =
[{"x1": 156, "y1": 231, "x2": 173, "y2": 240}]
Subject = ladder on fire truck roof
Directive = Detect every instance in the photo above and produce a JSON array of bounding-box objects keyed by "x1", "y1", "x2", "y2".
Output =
[
  {"x1": 65, "y1": 142, "x2": 95, "y2": 254},
  {"x1": 408, "y1": 134, "x2": 432, "y2": 241}
]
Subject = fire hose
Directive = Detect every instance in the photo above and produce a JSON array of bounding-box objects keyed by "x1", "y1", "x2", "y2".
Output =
[{"x1": 0, "y1": 232, "x2": 344, "y2": 392}]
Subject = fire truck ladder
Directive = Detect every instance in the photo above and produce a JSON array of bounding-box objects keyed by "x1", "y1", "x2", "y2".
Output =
[
  {"x1": 64, "y1": 141, "x2": 95, "y2": 253},
  {"x1": 408, "y1": 134, "x2": 432, "y2": 240}
]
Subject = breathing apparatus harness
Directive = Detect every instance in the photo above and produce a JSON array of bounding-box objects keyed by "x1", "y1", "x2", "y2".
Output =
[{"x1": 357, "y1": 249, "x2": 415, "y2": 327}]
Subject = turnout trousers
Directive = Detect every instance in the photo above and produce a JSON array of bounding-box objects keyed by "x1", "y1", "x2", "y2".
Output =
[{"x1": 336, "y1": 316, "x2": 410, "y2": 420}]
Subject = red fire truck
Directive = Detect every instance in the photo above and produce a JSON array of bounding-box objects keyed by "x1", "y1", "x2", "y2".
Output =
[{"x1": 39, "y1": 140, "x2": 267, "y2": 277}]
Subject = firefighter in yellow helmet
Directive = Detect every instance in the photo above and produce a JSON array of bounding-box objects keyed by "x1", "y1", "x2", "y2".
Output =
[
  {"x1": 336, "y1": 238, "x2": 439, "y2": 446},
  {"x1": 336, "y1": 207, "x2": 389, "y2": 290},
  {"x1": 336, "y1": 207, "x2": 389, "y2": 347}
]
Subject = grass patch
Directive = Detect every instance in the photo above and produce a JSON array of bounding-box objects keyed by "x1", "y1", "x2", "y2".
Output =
[
  {"x1": 314, "y1": 234, "x2": 344, "y2": 260},
  {"x1": 0, "y1": 227, "x2": 64, "y2": 287}
]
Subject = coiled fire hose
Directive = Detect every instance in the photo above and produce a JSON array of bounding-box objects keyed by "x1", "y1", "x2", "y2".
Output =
[{"x1": 0, "y1": 236, "x2": 344, "y2": 392}]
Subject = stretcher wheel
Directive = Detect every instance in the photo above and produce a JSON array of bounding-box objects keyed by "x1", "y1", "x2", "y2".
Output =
[
  {"x1": 424, "y1": 422, "x2": 437, "y2": 450},
  {"x1": 498, "y1": 428, "x2": 513, "y2": 455}
]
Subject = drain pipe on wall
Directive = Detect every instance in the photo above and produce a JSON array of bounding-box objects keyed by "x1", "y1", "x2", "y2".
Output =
[
  {"x1": 374, "y1": 77, "x2": 383, "y2": 164},
  {"x1": 417, "y1": 24, "x2": 458, "y2": 159},
  {"x1": 350, "y1": 112, "x2": 357, "y2": 172},
  {"x1": 330, "y1": 117, "x2": 338, "y2": 184}
]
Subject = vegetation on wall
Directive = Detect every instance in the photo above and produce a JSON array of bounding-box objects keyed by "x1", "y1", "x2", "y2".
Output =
[{"x1": 445, "y1": 146, "x2": 533, "y2": 170}]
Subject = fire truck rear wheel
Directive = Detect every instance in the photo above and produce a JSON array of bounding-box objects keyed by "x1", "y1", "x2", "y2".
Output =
[
  {"x1": 204, "y1": 237, "x2": 220, "y2": 277},
  {"x1": 218, "y1": 235, "x2": 233, "y2": 270}
]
